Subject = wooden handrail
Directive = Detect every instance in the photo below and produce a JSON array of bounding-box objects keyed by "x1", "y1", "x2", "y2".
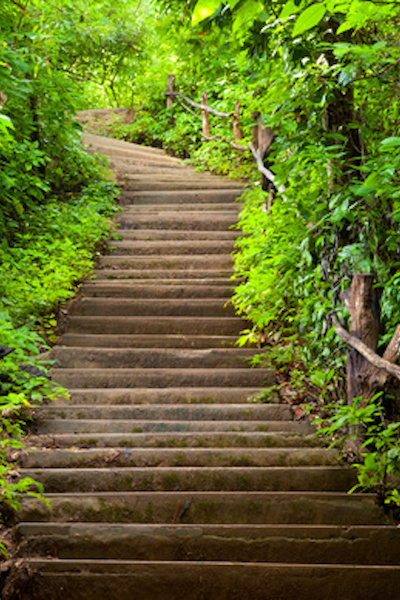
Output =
[
  {"x1": 170, "y1": 91, "x2": 233, "y2": 118},
  {"x1": 165, "y1": 75, "x2": 284, "y2": 195}
]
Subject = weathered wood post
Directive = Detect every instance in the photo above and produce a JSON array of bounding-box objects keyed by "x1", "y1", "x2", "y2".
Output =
[
  {"x1": 255, "y1": 114, "x2": 276, "y2": 199},
  {"x1": 251, "y1": 111, "x2": 260, "y2": 150},
  {"x1": 166, "y1": 75, "x2": 176, "y2": 109},
  {"x1": 233, "y1": 101, "x2": 243, "y2": 141},
  {"x1": 202, "y1": 92, "x2": 210, "y2": 137},
  {"x1": 346, "y1": 273, "x2": 380, "y2": 403}
]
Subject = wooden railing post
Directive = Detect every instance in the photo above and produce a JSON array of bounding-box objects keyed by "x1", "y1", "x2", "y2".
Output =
[
  {"x1": 233, "y1": 101, "x2": 243, "y2": 141},
  {"x1": 166, "y1": 75, "x2": 176, "y2": 109},
  {"x1": 251, "y1": 111, "x2": 260, "y2": 150},
  {"x1": 202, "y1": 92, "x2": 210, "y2": 137},
  {"x1": 346, "y1": 273, "x2": 380, "y2": 403}
]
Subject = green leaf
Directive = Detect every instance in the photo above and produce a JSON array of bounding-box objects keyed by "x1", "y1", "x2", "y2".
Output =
[
  {"x1": 192, "y1": 0, "x2": 222, "y2": 25},
  {"x1": 292, "y1": 3, "x2": 326, "y2": 36},
  {"x1": 280, "y1": 0, "x2": 300, "y2": 20},
  {"x1": 380, "y1": 137, "x2": 400, "y2": 150},
  {"x1": 232, "y1": 0, "x2": 263, "y2": 34}
]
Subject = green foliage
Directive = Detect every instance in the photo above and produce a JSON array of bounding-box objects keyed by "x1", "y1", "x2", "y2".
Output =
[
  {"x1": 0, "y1": 178, "x2": 118, "y2": 536},
  {"x1": 316, "y1": 395, "x2": 400, "y2": 506},
  {"x1": 0, "y1": 0, "x2": 122, "y2": 540}
]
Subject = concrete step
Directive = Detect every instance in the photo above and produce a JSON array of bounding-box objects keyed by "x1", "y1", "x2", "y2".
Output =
[
  {"x1": 50, "y1": 348, "x2": 258, "y2": 369},
  {"x1": 38, "y1": 403, "x2": 291, "y2": 422},
  {"x1": 107, "y1": 240, "x2": 235, "y2": 255},
  {"x1": 121, "y1": 203, "x2": 239, "y2": 213},
  {"x1": 68, "y1": 298, "x2": 236, "y2": 317},
  {"x1": 122, "y1": 171, "x2": 236, "y2": 181},
  {"x1": 114, "y1": 229, "x2": 238, "y2": 240},
  {"x1": 20, "y1": 466, "x2": 356, "y2": 493},
  {"x1": 122, "y1": 172, "x2": 241, "y2": 182},
  {"x1": 51, "y1": 367, "x2": 275, "y2": 389},
  {"x1": 122, "y1": 204, "x2": 238, "y2": 213},
  {"x1": 28, "y1": 432, "x2": 322, "y2": 449},
  {"x1": 20, "y1": 447, "x2": 337, "y2": 469},
  {"x1": 115, "y1": 213, "x2": 237, "y2": 230},
  {"x1": 12, "y1": 559, "x2": 400, "y2": 600},
  {"x1": 122, "y1": 180, "x2": 243, "y2": 192},
  {"x1": 92, "y1": 269, "x2": 233, "y2": 280},
  {"x1": 97, "y1": 255, "x2": 233, "y2": 271},
  {"x1": 121, "y1": 190, "x2": 242, "y2": 205},
  {"x1": 35, "y1": 419, "x2": 308, "y2": 435},
  {"x1": 80, "y1": 282, "x2": 234, "y2": 298},
  {"x1": 53, "y1": 387, "x2": 267, "y2": 405},
  {"x1": 59, "y1": 334, "x2": 242, "y2": 348},
  {"x1": 85, "y1": 142, "x2": 184, "y2": 165},
  {"x1": 83, "y1": 133, "x2": 167, "y2": 156},
  {"x1": 15, "y1": 522, "x2": 400, "y2": 564},
  {"x1": 66, "y1": 316, "x2": 248, "y2": 336},
  {"x1": 18, "y1": 490, "x2": 389, "y2": 525},
  {"x1": 108, "y1": 157, "x2": 188, "y2": 171}
]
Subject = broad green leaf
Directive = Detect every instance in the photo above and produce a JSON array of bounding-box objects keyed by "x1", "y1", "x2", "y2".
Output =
[
  {"x1": 292, "y1": 3, "x2": 326, "y2": 36},
  {"x1": 336, "y1": 20, "x2": 353, "y2": 34},
  {"x1": 192, "y1": 0, "x2": 221, "y2": 25},
  {"x1": 279, "y1": 0, "x2": 300, "y2": 20}
]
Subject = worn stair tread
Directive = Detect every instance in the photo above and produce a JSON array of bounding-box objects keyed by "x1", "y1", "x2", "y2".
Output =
[
  {"x1": 27, "y1": 432, "x2": 324, "y2": 449},
  {"x1": 97, "y1": 255, "x2": 234, "y2": 270},
  {"x1": 114, "y1": 229, "x2": 239, "y2": 240},
  {"x1": 12, "y1": 561, "x2": 400, "y2": 600},
  {"x1": 66, "y1": 316, "x2": 248, "y2": 335},
  {"x1": 15, "y1": 522, "x2": 400, "y2": 565},
  {"x1": 91, "y1": 269, "x2": 234, "y2": 280},
  {"x1": 122, "y1": 184, "x2": 243, "y2": 193},
  {"x1": 50, "y1": 347, "x2": 257, "y2": 368},
  {"x1": 20, "y1": 465, "x2": 356, "y2": 494},
  {"x1": 35, "y1": 418, "x2": 308, "y2": 434},
  {"x1": 59, "y1": 334, "x2": 242, "y2": 349},
  {"x1": 20, "y1": 447, "x2": 338, "y2": 468},
  {"x1": 38, "y1": 403, "x2": 292, "y2": 420},
  {"x1": 106, "y1": 240, "x2": 235, "y2": 254},
  {"x1": 68, "y1": 298, "x2": 236, "y2": 317},
  {"x1": 119, "y1": 203, "x2": 240, "y2": 212},
  {"x1": 80, "y1": 283, "x2": 235, "y2": 295},
  {"x1": 18, "y1": 490, "x2": 389, "y2": 525},
  {"x1": 50, "y1": 369, "x2": 276, "y2": 389},
  {"x1": 52, "y1": 387, "x2": 266, "y2": 404},
  {"x1": 83, "y1": 133, "x2": 168, "y2": 155}
]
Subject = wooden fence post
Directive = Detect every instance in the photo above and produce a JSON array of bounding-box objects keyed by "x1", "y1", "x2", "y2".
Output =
[
  {"x1": 166, "y1": 75, "x2": 176, "y2": 109},
  {"x1": 233, "y1": 101, "x2": 243, "y2": 141},
  {"x1": 202, "y1": 92, "x2": 210, "y2": 137}
]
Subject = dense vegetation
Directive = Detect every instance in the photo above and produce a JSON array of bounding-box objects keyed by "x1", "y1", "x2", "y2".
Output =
[
  {"x1": 0, "y1": 0, "x2": 123, "y2": 543},
  {"x1": 2, "y1": 0, "x2": 400, "y2": 527}
]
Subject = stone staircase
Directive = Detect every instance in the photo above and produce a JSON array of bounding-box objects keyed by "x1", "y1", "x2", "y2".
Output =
[{"x1": 6, "y1": 133, "x2": 400, "y2": 599}]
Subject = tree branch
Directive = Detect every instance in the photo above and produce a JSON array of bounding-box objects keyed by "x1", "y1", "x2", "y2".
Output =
[
  {"x1": 334, "y1": 318, "x2": 400, "y2": 382},
  {"x1": 249, "y1": 142, "x2": 286, "y2": 194}
]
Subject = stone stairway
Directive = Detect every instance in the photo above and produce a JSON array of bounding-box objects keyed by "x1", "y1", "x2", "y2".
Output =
[{"x1": 6, "y1": 133, "x2": 400, "y2": 599}]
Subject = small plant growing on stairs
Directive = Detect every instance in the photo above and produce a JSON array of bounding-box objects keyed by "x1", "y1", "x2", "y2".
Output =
[{"x1": 316, "y1": 394, "x2": 400, "y2": 509}]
